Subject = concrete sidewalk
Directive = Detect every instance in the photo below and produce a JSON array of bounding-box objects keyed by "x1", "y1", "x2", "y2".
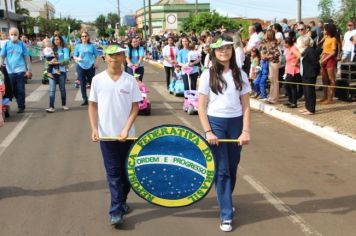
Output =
[{"x1": 145, "y1": 59, "x2": 356, "y2": 152}]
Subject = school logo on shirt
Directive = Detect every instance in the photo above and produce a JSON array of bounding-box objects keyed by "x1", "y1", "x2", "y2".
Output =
[
  {"x1": 127, "y1": 125, "x2": 215, "y2": 208},
  {"x1": 120, "y1": 89, "x2": 130, "y2": 94}
]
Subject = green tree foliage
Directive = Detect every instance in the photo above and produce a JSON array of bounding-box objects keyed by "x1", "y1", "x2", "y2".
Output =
[
  {"x1": 119, "y1": 26, "x2": 127, "y2": 37},
  {"x1": 95, "y1": 14, "x2": 108, "y2": 37},
  {"x1": 107, "y1": 13, "x2": 120, "y2": 29},
  {"x1": 94, "y1": 13, "x2": 121, "y2": 37},
  {"x1": 15, "y1": 0, "x2": 29, "y2": 16},
  {"x1": 181, "y1": 11, "x2": 250, "y2": 39},
  {"x1": 334, "y1": 0, "x2": 356, "y2": 32},
  {"x1": 20, "y1": 16, "x2": 82, "y2": 36},
  {"x1": 318, "y1": 0, "x2": 334, "y2": 21}
]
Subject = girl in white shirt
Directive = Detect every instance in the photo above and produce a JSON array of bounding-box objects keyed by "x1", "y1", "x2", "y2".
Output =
[
  {"x1": 162, "y1": 36, "x2": 179, "y2": 89},
  {"x1": 198, "y1": 34, "x2": 251, "y2": 232}
]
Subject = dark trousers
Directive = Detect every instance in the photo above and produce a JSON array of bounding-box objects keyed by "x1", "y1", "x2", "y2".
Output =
[
  {"x1": 164, "y1": 66, "x2": 174, "y2": 89},
  {"x1": 100, "y1": 141, "x2": 133, "y2": 216},
  {"x1": 302, "y1": 76, "x2": 317, "y2": 113},
  {"x1": 77, "y1": 65, "x2": 95, "y2": 101},
  {"x1": 8, "y1": 72, "x2": 26, "y2": 110},
  {"x1": 183, "y1": 72, "x2": 199, "y2": 91},
  {"x1": 285, "y1": 73, "x2": 301, "y2": 105},
  {"x1": 208, "y1": 115, "x2": 243, "y2": 221}
]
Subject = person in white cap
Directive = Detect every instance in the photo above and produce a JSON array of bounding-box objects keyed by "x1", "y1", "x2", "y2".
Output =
[
  {"x1": 88, "y1": 44, "x2": 142, "y2": 226},
  {"x1": 198, "y1": 34, "x2": 251, "y2": 232}
]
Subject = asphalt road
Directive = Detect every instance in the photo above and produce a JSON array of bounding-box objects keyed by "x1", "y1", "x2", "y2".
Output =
[{"x1": 0, "y1": 60, "x2": 355, "y2": 236}]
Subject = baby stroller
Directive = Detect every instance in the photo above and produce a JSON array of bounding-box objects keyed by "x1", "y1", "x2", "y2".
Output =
[
  {"x1": 182, "y1": 66, "x2": 199, "y2": 115},
  {"x1": 169, "y1": 69, "x2": 185, "y2": 96}
]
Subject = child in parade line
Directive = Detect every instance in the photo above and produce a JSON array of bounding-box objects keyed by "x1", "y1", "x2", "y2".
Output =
[
  {"x1": 198, "y1": 34, "x2": 251, "y2": 232},
  {"x1": 249, "y1": 47, "x2": 260, "y2": 94},
  {"x1": 42, "y1": 41, "x2": 61, "y2": 79},
  {"x1": 253, "y1": 48, "x2": 269, "y2": 100},
  {"x1": 88, "y1": 44, "x2": 142, "y2": 226}
]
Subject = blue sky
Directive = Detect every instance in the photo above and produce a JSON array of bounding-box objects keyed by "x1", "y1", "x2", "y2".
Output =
[{"x1": 51, "y1": 0, "x2": 341, "y2": 22}]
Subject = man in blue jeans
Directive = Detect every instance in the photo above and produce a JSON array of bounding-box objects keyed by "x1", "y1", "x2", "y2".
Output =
[
  {"x1": 88, "y1": 44, "x2": 142, "y2": 226},
  {"x1": 0, "y1": 27, "x2": 32, "y2": 113}
]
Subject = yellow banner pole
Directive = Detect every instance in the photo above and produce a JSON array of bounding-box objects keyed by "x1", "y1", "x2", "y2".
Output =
[{"x1": 99, "y1": 137, "x2": 240, "y2": 143}]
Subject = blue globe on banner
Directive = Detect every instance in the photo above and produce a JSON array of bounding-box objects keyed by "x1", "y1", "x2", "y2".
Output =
[{"x1": 127, "y1": 125, "x2": 215, "y2": 208}]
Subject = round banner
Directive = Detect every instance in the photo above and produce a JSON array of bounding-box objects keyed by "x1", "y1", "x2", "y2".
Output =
[{"x1": 127, "y1": 125, "x2": 215, "y2": 208}]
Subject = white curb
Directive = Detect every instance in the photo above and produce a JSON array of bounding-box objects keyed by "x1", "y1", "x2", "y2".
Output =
[{"x1": 250, "y1": 99, "x2": 356, "y2": 152}]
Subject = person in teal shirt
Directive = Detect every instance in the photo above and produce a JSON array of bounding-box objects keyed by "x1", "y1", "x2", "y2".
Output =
[
  {"x1": 45, "y1": 35, "x2": 70, "y2": 113},
  {"x1": 74, "y1": 31, "x2": 99, "y2": 106},
  {"x1": 177, "y1": 36, "x2": 199, "y2": 91},
  {"x1": 0, "y1": 27, "x2": 32, "y2": 113},
  {"x1": 126, "y1": 37, "x2": 145, "y2": 81}
]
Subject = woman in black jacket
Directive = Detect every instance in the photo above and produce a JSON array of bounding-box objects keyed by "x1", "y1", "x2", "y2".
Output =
[{"x1": 300, "y1": 37, "x2": 320, "y2": 115}]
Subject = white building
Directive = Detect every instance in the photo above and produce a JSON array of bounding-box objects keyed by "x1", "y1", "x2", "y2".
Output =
[
  {"x1": 19, "y1": 0, "x2": 55, "y2": 19},
  {"x1": 0, "y1": 0, "x2": 25, "y2": 33}
]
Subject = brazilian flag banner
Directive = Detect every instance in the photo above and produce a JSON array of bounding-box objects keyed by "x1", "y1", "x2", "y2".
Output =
[{"x1": 127, "y1": 125, "x2": 215, "y2": 208}]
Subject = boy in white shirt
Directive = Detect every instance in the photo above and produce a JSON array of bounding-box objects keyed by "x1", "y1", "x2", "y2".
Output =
[{"x1": 88, "y1": 44, "x2": 142, "y2": 226}]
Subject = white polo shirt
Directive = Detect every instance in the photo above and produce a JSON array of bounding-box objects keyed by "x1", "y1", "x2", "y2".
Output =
[
  {"x1": 162, "y1": 45, "x2": 179, "y2": 67},
  {"x1": 198, "y1": 69, "x2": 251, "y2": 118},
  {"x1": 89, "y1": 70, "x2": 142, "y2": 137}
]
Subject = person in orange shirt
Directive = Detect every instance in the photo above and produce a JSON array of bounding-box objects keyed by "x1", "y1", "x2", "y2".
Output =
[{"x1": 320, "y1": 24, "x2": 337, "y2": 104}]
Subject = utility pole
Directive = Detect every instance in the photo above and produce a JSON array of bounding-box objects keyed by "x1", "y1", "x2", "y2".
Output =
[
  {"x1": 148, "y1": 0, "x2": 152, "y2": 37},
  {"x1": 195, "y1": 0, "x2": 198, "y2": 14},
  {"x1": 117, "y1": 0, "x2": 121, "y2": 28},
  {"x1": 296, "y1": 0, "x2": 301, "y2": 23},
  {"x1": 143, "y1": 0, "x2": 147, "y2": 41},
  {"x1": 4, "y1": 0, "x2": 11, "y2": 31}
]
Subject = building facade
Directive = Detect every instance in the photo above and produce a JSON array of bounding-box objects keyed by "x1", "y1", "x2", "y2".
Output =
[
  {"x1": 0, "y1": 0, "x2": 26, "y2": 33},
  {"x1": 136, "y1": 0, "x2": 210, "y2": 35},
  {"x1": 19, "y1": 0, "x2": 55, "y2": 19}
]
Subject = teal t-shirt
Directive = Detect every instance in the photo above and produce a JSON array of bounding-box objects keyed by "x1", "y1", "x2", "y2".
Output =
[
  {"x1": 74, "y1": 43, "x2": 98, "y2": 70},
  {"x1": 1, "y1": 41, "x2": 29, "y2": 74},
  {"x1": 52, "y1": 47, "x2": 70, "y2": 73},
  {"x1": 125, "y1": 46, "x2": 145, "y2": 67}
]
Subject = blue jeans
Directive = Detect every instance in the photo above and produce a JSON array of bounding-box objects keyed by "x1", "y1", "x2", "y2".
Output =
[
  {"x1": 77, "y1": 65, "x2": 95, "y2": 101},
  {"x1": 127, "y1": 66, "x2": 144, "y2": 82},
  {"x1": 8, "y1": 72, "x2": 26, "y2": 110},
  {"x1": 254, "y1": 73, "x2": 268, "y2": 98},
  {"x1": 49, "y1": 72, "x2": 67, "y2": 108},
  {"x1": 100, "y1": 141, "x2": 132, "y2": 216},
  {"x1": 208, "y1": 115, "x2": 243, "y2": 221}
]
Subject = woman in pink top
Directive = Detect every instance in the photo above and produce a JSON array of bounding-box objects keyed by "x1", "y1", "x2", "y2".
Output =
[{"x1": 284, "y1": 37, "x2": 301, "y2": 108}]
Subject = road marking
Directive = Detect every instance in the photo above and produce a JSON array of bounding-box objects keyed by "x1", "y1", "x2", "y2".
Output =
[
  {"x1": 162, "y1": 102, "x2": 195, "y2": 130},
  {"x1": 154, "y1": 79, "x2": 322, "y2": 236},
  {"x1": 0, "y1": 113, "x2": 32, "y2": 158},
  {"x1": 26, "y1": 85, "x2": 48, "y2": 102},
  {"x1": 241, "y1": 170, "x2": 323, "y2": 236},
  {"x1": 152, "y1": 82, "x2": 183, "y2": 103},
  {"x1": 75, "y1": 89, "x2": 82, "y2": 101},
  {"x1": 74, "y1": 89, "x2": 90, "y2": 101}
]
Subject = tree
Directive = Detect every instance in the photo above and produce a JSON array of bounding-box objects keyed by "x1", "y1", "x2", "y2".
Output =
[
  {"x1": 182, "y1": 11, "x2": 249, "y2": 38},
  {"x1": 318, "y1": 0, "x2": 334, "y2": 21},
  {"x1": 334, "y1": 0, "x2": 356, "y2": 32},
  {"x1": 15, "y1": 0, "x2": 29, "y2": 16},
  {"x1": 107, "y1": 13, "x2": 119, "y2": 29},
  {"x1": 95, "y1": 14, "x2": 109, "y2": 37}
]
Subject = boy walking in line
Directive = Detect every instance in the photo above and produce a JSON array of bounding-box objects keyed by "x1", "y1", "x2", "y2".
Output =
[{"x1": 88, "y1": 44, "x2": 142, "y2": 226}]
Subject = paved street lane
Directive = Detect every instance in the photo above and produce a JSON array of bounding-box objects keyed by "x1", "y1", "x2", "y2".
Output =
[{"x1": 0, "y1": 62, "x2": 355, "y2": 236}]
